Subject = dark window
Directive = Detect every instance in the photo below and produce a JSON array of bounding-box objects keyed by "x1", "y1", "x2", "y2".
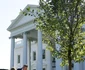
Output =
[
  {"x1": 72, "y1": 63, "x2": 74, "y2": 68},
  {"x1": 52, "y1": 57, "x2": 56, "y2": 68},
  {"x1": 42, "y1": 49, "x2": 45, "y2": 59},
  {"x1": 52, "y1": 57, "x2": 56, "y2": 62},
  {"x1": 43, "y1": 68, "x2": 45, "y2": 70},
  {"x1": 33, "y1": 51, "x2": 36, "y2": 60},
  {"x1": 17, "y1": 55, "x2": 20, "y2": 63}
]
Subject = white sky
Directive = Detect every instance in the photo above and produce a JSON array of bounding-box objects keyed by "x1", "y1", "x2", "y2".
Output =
[{"x1": 0, "y1": 0, "x2": 39, "y2": 69}]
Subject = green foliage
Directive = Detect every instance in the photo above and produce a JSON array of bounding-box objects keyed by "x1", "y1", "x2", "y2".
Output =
[
  {"x1": 25, "y1": 0, "x2": 85, "y2": 68},
  {"x1": 36, "y1": 0, "x2": 85, "y2": 65}
]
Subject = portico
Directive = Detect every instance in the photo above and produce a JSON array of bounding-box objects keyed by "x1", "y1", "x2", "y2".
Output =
[
  {"x1": 7, "y1": 5, "x2": 44, "y2": 70},
  {"x1": 9, "y1": 30, "x2": 43, "y2": 70}
]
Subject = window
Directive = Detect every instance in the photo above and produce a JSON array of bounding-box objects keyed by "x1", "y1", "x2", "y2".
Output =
[
  {"x1": 17, "y1": 55, "x2": 20, "y2": 63},
  {"x1": 52, "y1": 57, "x2": 56, "y2": 68},
  {"x1": 52, "y1": 57, "x2": 56, "y2": 62},
  {"x1": 42, "y1": 49, "x2": 45, "y2": 59},
  {"x1": 33, "y1": 69, "x2": 36, "y2": 70},
  {"x1": 72, "y1": 63, "x2": 74, "y2": 68},
  {"x1": 33, "y1": 51, "x2": 36, "y2": 61},
  {"x1": 43, "y1": 68, "x2": 45, "y2": 70}
]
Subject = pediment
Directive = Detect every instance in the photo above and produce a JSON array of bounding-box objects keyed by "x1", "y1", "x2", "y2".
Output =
[
  {"x1": 7, "y1": 4, "x2": 38, "y2": 31},
  {"x1": 7, "y1": 15, "x2": 35, "y2": 31}
]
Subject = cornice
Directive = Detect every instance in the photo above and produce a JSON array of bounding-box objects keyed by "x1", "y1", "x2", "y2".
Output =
[{"x1": 7, "y1": 4, "x2": 39, "y2": 31}]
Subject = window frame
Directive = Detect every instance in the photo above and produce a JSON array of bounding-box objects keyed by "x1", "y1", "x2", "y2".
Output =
[
  {"x1": 33, "y1": 51, "x2": 36, "y2": 61},
  {"x1": 17, "y1": 55, "x2": 20, "y2": 63},
  {"x1": 42, "y1": 49, "x2": 45, "y2": 59}
]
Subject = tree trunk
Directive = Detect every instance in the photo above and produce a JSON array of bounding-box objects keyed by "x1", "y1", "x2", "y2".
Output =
[
  {"x1": 68, "y1": 57, "x2": 72, "y2": 70},
  {"x1": 68, "y1": 50, "x2": 72, "y2": 70}
]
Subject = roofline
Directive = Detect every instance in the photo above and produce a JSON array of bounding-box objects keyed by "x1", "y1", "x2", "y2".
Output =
[
  {"x1": 8, "y1": 18, "x2": 35, "y2": 32},
  {"x1": 7, "y1": 4, "x2": 39, "y2": 31}
]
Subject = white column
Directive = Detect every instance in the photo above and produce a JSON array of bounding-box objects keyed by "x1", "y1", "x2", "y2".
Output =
[
  {"x1": 23, "y1": 32, "x2": 27, "y2": 65},
  {"x1": 28, "y1": 40, "x2": 31, "y2": 70},
  {"x1": 56, "y1": 58, "x2": 62, "y2": 70},
  {"x1": 74, "y1": 63, "x2": 79, "y2": 70},
  {"x1": 79, "y1": 62, "x2": 83, "y2": 70},
  {"x1": 10, "y1": 37, "x2": 15, "y2": 68},
  {"x1": 37, "y1": 30, "x2": 43, "y2": 70},
  {"x1": 46, "y1": 50, "x2": 52, "y2": 70},
  {"x1": 84, "y1": 60, "x2": 85, "y2": 70}
]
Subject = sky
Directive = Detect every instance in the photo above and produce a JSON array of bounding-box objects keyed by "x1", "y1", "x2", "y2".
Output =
[{"x1": 0, "y1": 0, "x2": 38, "y2": 69}]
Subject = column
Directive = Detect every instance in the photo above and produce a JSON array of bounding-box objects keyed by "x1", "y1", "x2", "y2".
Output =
[
  {"x1": 37, "y1": 30, "x2": 43, "y2": 70},
  {"x1": 28, "y1": 40, "x2": 31, "y2": 70},
  {"x1": 84, "y1": 60, "x2": 85, "y2": 70},
  {"x1": 79, "y1": 61, "x2": 83, "y2": 70},
  {"x1": 56, "y1": 58, "x2": 62, "y2": 70},
  {"x1": 46, "y1": 50, "x2": 52, "y2": 70},
  {"x1": 10, "y1": 37, "x2": 15, "y2": 68},
  {"x1": 23, "y1": 32, "x2": 27, "y2": 65},
  {"x1": 74, "y1": 63, "x2": 79, "y2": 70}
]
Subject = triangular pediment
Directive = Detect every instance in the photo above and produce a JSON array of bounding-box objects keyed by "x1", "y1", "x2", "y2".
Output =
[
  {"x1": 7, "y1": 4, "x2": 38, "y2": 31},
  {"x1": 7, "y1": 15, "x2": 35, "y2": 31}
]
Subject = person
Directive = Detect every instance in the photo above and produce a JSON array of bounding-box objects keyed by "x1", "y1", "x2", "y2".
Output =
[
  {"x1": 11, "y1": 67, "x2": 15, "y2": 70},
  {"x1": 17, "y1": 68, "x2": 22, "y2": 70},
  {"x1": 22, "y1": 64, "x2": 28, "y2": 70}
]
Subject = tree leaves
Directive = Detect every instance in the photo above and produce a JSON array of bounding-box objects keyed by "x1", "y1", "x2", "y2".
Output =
[
  {"x1": 25, "y1": 0, "x2": 85, "y2": 68},
  {"x1": 35, "y1": 0, "x2": 85, "y2": 67}
]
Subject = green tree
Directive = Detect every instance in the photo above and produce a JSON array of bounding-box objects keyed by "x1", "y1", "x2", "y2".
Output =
[{"x1": 24, "y1": 0, "x2": 85, "y2": 70}]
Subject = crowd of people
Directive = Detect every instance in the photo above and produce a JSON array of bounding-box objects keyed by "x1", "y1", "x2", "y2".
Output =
[{"x1": 11, "y1": 64, "x2": 28, "y2": 70}]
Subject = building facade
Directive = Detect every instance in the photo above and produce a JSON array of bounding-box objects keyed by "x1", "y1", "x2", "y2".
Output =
[
  {"x1": 14, "y1": 40, "x2": 57, "y2": 70},
  {"x1": 7, "y1": 4, "x2": 85, "y2": 70}
]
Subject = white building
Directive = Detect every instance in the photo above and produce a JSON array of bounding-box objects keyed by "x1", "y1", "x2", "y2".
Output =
[{"x1": 7, "y1": 4, "x2": 85, "y2": 70}]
